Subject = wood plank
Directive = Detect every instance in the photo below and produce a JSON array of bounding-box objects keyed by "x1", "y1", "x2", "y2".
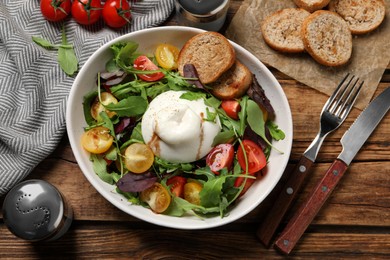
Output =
[
  {"x1": 1, "y1": 158, "x2": 387, "y2": 227},
  {"x1": 0, "y1": 224, "x2": 388, "y2": 259}
]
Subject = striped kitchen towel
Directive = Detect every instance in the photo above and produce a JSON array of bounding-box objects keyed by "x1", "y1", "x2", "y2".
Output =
[{"x1": 0, "y1": 0, "x2": 175, "y2": 196}]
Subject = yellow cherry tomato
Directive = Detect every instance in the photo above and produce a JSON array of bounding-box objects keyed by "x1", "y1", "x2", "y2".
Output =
[
  {"x1": 124, "y1": 143, "x2": 154, "y2": 174},
  {"x1": 90, "y1": 92, "x2": 118, "y2": 120},
  {"x1": 81, "y1": 126, "x2": 114, "y2": 154},
  {"x1": 155, "y1": 43, "x2": 179, "y2": 70},
  {"x1": 260, "y1": 105, "x2": 268, "y2": 122},
  {"x1": 140, "y1": 182, "x2": 171, "y2": 213},
  {"x1": 184, "y1": 182, "x2": 203, "y2": 205}
]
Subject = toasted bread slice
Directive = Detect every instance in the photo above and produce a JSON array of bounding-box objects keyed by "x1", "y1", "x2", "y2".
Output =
[
  {"x1": 261, "y1": 8, "x2": 311, "y2": 53},
  {"x1": 328, "y1": 0, "x2": 386, "y2": 35},
  {"x1": 210, "y1": 60, "x2": 253, "y2": 100},
  {"x1": 293, "y1": 0, "x2": 332, "y2": 12},
  {"x1": 177, "y1": 32, "x2": 235, "y2": 84},
  {"x1": 301, "y1": 10, "x2": 353, "y2": 66}
]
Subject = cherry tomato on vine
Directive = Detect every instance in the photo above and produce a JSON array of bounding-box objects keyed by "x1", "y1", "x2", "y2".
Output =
[
  {"x1": 40, "y1": 0, "x2": 71, "y2": 22},
  {"x1": 206, "y1": 143, "x2": 234, "y2": 174},
  {"x1": 102, "y1": 0, "x2": 132, "y2": 28},
  {"x1": 72, "y1": 0, "x2": 102, "y2": 25},
  {"x1": 133, "y1": 55, "x2": 165, "y2": 82},
  {"x1": 237, "y1": 139, "x2": 267, "y2": 174}
]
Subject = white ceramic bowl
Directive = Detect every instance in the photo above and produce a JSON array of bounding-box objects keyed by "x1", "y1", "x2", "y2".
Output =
[{"x1": 66, "y1": 26, "x2": 293, "y2": 229}]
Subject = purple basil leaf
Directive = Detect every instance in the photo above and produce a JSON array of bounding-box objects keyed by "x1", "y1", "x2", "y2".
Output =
[
  {"x1": 247, "y1": 75, "x2": 275, "y2": 118},
  {"x1": 116, "y1": 172, "x2": 158, "y2": 193},
  {"x1": 243, "y1": 126, "x2": 271, "y2": 151},
  {"x1": 183, "y1": 64, "x2": 206, "y2": 90},
  {"x1": 100, "y1": 70, "x2": 125, "y2": 80},
  {"x1": 114, "y1": 117, "x2": 136, "y2": 134}
]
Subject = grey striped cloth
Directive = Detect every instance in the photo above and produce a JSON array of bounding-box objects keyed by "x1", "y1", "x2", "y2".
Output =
[{"x1": 0, "y1": 0, "x2": 175, "y2": 196}]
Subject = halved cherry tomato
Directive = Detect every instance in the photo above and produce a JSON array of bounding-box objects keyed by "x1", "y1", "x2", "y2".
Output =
[
  {"x1": 155, "y1": 44, "x2": 180, "y2": 70},
  {"x1": 90, "y1": 92, "x2": 118, "y2": 120},
  {"x1": 140, "y1": 182, "x2": 171, "y2": 213},
  {"x1": 234, "y1": 173, "x2": 257, "y2": 196},
  {"x1": 221, "y1": 100, "x2": 241, "y2": 120},
  {"x1": 260, "y1": 105, "x2": 268, "y2": 122},
  {"x1": 133, "y1": 55, "x2": 164, "y2": 82},
  {"x1": 184, "y1": 182, "x2": 202, "y2": 205},
  {"x1": 166, "y1": 176, "x2": 187, "y2": 198},
  {"x1": 102, "y1": 0, "x2": 131, "y2": 28},
  {"x1": 237, "y1": 140, "x2": 267, "y2": 174},
  {"x1": 81, "y1": 126, "x2": 113, "y2": 154},
  {"x1": 124, "y1": 143, "x2": 154, "y2": 174},
  {"x1": 72, "y1": 0, "x2": 102, "y2": 25},
  {"x1": 206, "y1": 143, "x2": 234, "y2": 174},
  {"x1": 40, "y1": 0, "x2": 71, "y2": 22}
]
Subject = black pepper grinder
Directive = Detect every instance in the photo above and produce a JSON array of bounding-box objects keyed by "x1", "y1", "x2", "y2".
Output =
[
  {"x1": 175, "y1": 0, "x2": 230, "y2": 31},
  {"x1": 2, "y1": 179, "x2": 73, "y2": 242}
]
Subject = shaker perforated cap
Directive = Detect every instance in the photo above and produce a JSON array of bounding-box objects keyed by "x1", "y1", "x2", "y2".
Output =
[{"x1": 2, "y1": 179, "x2": 72, "y2": 241}]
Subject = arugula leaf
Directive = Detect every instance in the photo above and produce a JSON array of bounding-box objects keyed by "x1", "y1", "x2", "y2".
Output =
[
  {"x1": 58, "y1": 27, "x2": 78, "y2": 76},
  {"x1": 104, "y1": 96, "x2": 147, "y2": 117},
  {"x1": 212, "y1": 130, "x2": 235, "y2": 146},
  {"x1": 199, "y1": 175, "x2": 229, "y2": 208},
  {"x1": 154, "y1": 157, "x2": 193, "y2": 174},
  {"x1": 32, "y1": 36, "x2": 56, "y2": 49},
  {"x1": 83, "y1": 90, "x2": 98, "y2": 126},
  {"x1": 246, "y1": 99, "x2": 270, "y2": 146},
  {"x1": 32, "y1": 26, "x2": 78, "y2": 76},
  {"x1": 111, "y1": 41, "x2": 139, "y2": 67},
  {"x1": 91, "y1": 154, "x2": 116, "y2": 184},
  {"x1": 180, "y1": 91, "x2": 206, "y2": 101},
  {"x1": 267, "y1": 121, "x2": 286, "y2": 141}
]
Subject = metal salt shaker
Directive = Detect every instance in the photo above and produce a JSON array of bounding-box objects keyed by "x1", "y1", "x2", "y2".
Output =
[
  {"x1": 175, "y1": 0, "x2": 231, "y2": 31},
  {"x1": 2, "y1": 179, "x2": 73, "y2": 242}
]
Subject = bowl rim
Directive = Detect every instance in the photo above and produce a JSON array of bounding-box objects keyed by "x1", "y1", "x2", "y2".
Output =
[{"x1": 66, "y1": 26, "x2": 293, "y2": 229}]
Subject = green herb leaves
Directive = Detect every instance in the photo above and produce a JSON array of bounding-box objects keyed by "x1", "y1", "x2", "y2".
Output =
[{"x1": 32, "y1": 26, "x2": 78, "y2": 76}]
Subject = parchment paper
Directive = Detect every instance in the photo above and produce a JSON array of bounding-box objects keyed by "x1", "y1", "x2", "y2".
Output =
[{"x1": 226, "y1": 0, "x2": 390, "y2": 110}]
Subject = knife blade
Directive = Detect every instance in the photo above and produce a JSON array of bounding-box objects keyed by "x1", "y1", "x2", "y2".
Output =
[{"x1": 274, "y1": 87, "x2": 390, "y2": 255}]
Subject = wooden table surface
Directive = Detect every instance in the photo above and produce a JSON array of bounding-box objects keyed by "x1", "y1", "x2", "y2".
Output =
[{"x1": 1, "y1": 1, "x2": 389, "y2": 259}]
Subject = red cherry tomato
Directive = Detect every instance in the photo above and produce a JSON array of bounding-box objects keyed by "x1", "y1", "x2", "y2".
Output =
[
  {"x1": 234, "y1": 173, "x2": 257, "y2": 196},
  {"x1": 206, "y1": 144, "x2": 235, "y2": 174},
  {"x1": 133, "y1": 55, "x2": 164, "y2": 82},
  {"x1": 166, "y1": 176, "x2": 187, "y2": 198},
  {"x1": 102, "y1": 0, "x2": 131, "y2": 28},
  {"x1": 40, "y1": 0, "x2": 71, "y2": 22},
  {"x1": 221, "y1": 100, "x2": 241, "y2": 120},
  {"x1": 237, "y1": 140, "x2": 267, "y2": 174},
  {"x1": 72, "y1": 0, "x2": 102, "y2": 25}
]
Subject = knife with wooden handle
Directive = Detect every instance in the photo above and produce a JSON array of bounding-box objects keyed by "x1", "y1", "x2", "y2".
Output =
[{"x1": 274, "y1": 87, "x2": 390, "y2": 255}]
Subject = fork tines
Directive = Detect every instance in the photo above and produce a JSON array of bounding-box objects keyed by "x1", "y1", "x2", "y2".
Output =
[{"x1": 328, "y1": 73, "x2": 364, "y2": 118}]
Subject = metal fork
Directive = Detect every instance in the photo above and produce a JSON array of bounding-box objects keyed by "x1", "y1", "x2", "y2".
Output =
[{"x1": 257, "y1": 74, "x2": 363, "y2": 247}]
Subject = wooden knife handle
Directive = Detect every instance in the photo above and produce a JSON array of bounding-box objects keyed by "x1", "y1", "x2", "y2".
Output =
[
  {"x1": 257, "y1": 155, "x2": 314, "y2": 247},
  {"x1": 274, "y1": 159, "x2": 348, "y2": 255}
]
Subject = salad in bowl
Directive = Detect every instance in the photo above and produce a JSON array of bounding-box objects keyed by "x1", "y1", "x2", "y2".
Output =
[{"x1": 66, "y1": 26, "x2": 292, "y2": 229}]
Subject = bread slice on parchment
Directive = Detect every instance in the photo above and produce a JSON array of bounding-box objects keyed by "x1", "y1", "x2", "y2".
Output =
[
  {"x1": 177, "y1": 31, "x2": 235, "y2": 84},
  {"x1": 293, "y1": 0, "x2": 332, "y2": 12},
  {"x1": 261, "y1": 8, "x2": 311, "y2": 53},
  {"x1": 210, "y1": 60, "x2": 253, "y2": 100},
  {"x1": 328, "y1": 0, "x2": 386, "y2": 35},
  {"x1": 301, "y1": 10, "x2": 353, "y2": 66}
]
